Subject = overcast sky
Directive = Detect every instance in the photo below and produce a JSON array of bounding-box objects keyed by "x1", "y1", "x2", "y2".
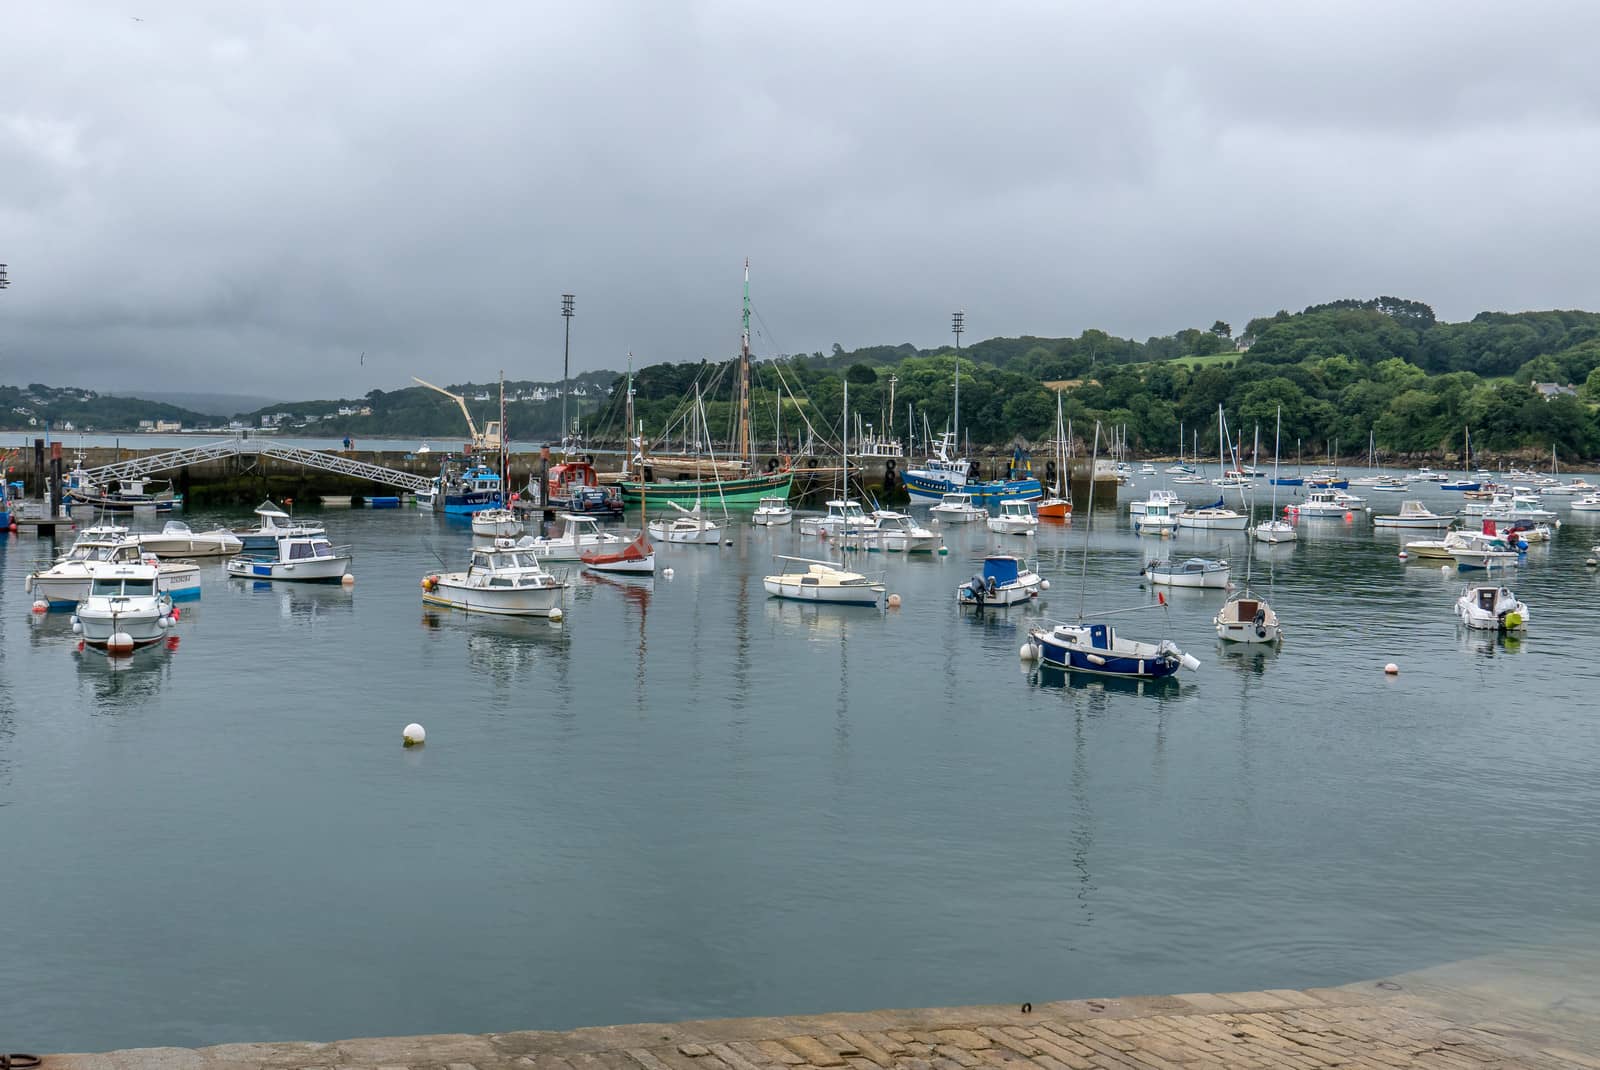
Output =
[{"x1": 4, "y1": 1, "x2": 1600, "y2": 399}]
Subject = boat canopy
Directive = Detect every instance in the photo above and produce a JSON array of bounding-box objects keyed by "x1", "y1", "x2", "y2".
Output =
[{"x1": 982, "y1": 556, "x2": 1021, "y2": 585}]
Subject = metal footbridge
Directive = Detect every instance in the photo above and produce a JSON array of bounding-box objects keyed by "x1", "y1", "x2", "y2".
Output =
[{"x1": 79, "y1": 438, "x2": 433, "y2": 493}]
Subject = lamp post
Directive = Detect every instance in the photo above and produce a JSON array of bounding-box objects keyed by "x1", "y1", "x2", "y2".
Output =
[
  {"x1": 561, "y1": 294, "x2": 574, "y2": 450},
  {"x1": 951, "y1": 310, "x2": 964, "y2": 450}
]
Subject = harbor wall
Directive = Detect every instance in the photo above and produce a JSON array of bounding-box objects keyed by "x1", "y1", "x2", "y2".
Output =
[{"x1": 28, "y1": 447, "x2": 1121, "y2": 508}]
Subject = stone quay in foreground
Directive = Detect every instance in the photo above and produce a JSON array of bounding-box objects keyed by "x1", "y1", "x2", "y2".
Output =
[{"x1": 42, "y1": 949, "x2": 1600, "y2": 1070}]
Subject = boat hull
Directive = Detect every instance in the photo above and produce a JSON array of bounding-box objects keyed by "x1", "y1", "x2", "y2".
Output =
[
  {"x1": 226, "y1": 555, "x2": 351, "y2": 583},
  {"x1": 1251, "y1": 522, "x2": 1298, "y2": 543},
  {"x1": 751, "y1": 510, "x2": 793, "y2": 526},
  {"x1": 1032, "y1": 628, "x2": 1184, "y2": 679},
  {"x1": 985, "y1": 518, "x2": 1038, "y2": 534},
  {"x1": 1176, "y1": 513, "x2": 1248, "y2": 530},
  {"x1": 76, "y1": 604, "x2": 170, "y2": 649},
  {"x1": 619, "y1": 471, "x2": 792, "y2": 505},
  {"x1": 138, "y1": 531, "x2": 242, "y2": 557},
  {"x1": 904, "y1": 474, "x2": 1042, "y2": 507},
  {"x1": 1372, "y1": 516, "x2": 1453, "y2": 529},
  {"x1": 762, "y1": 577, "x2": 884, "y2": 606},
  {"x1": 30, "y1": 565, "x2": 202, "y2": 608},
  {"x1": 422, "y1": 579, "x2": 565, "y2": 616},
  {"x1": 956, "y1": 582, "x2": 1039, "y2": 607},
  {"x1": 1144, "y1": 568, "x2": 1230, "y2": 588},
  {"x1": 928, "y1": 506, "x2": 985, "y2": 523},
  {"x1": 647, "y1": 521, "x2": 723, "y2": 544}
]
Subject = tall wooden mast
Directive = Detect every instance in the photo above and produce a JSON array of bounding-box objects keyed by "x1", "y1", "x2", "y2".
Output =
[{"x1": 737, "y1": 258, "x2": 752, "y2": 465}]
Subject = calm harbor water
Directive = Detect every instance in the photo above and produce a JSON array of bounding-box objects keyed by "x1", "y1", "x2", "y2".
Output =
[{"x1": 3, "y1": 473, "x2": 1599, "y2": 1052}]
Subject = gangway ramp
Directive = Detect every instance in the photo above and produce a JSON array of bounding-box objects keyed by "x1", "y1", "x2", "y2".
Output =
[{"x1": 79, "y1": 438, "x2": 433, "y2": 494}]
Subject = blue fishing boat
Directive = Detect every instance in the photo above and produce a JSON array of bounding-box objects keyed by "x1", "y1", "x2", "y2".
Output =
[
  {"x1": 903, "y1": 437, "x2": 1042, "y2": 507},
  {"x1": 444, "y1": 464, "x2": 503, "y2": 515}
]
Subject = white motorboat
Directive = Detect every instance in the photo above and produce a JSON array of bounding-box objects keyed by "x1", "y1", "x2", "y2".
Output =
[
  {"x1": 470, "y1": 507, "x2": 523, "y2": 538},
  {"x1": 1455, "y1": 584, "x2": 1529, "y2": 631},
  {"x1": 1142, "y1": 556, "x2": 1230, "y2": 588},
  {"x1": 1402, "y1": 538, "x2": 1455, "y2": 560},
  {"x1": 1482, "y1": 494, "x2": 1557, "y2": 524},
  {"x1": 1333, "y1": 490, "x2": 1366, "y2": 508},
  {"x1": 522, "y1": 513, "x2": 629, "y2": 559},
  {"x1": 233, "y1": 500, "x2": 325, "y2": 551},
  {"x1": 763, "y1": 556, "x2": 885, "y2": 607},
  {"x1": 838, "y1": 510, "x2": 940, "y2": 553},
  {"x1": 1571, "y1": 493, "x2": 1600, "y2": 513},
  {"x1": 414, "y1": 478, "x2": 441, "y2": 510},
  {"x1": 647, "y1": 502, "x2": 725, "y2": 545},
  {"x1": 71, "y1": 562, "x2": 175, "y2": 654},
  {"x1": 1214, "y1": 591, "x2": 1282, "y2": 644},
  {"x1": 27, "y1": 537, "x2": 201, "y2": 607},
  {"x1": 1176, "y1": 503, "x2": 1248, "y2": 530},
  {"x1": 798, "y1": 498, "x2": 868, "y2": 537},
  {"x1": 1443, "y1": 529, "x2": 1523, "y2": 570},
  {"x1": 227, "y1": 534, "x2": 352, "y2": 582},
  {"x1": 929, "y1": 492, "x2": 987, "y2": 523},
  {"x1": 1140, "y1": 463, "x2": 1157, "y2": 475},
  {"x1": 137, "y1": 520, "x2": 243, "y2": 558},
  {"x1": 1372, "y1": 501, "x2": 1453, "y2": 530},
  {"x1": 1288, "y1": 490, "x2": 1353, "y2": 518},
  {"x1": 1369, "y1": 476, "x2": 1409, "y2": 493},
  {"x1": 1132, "y1": 500, "x2": 1180, "y2": 535},
  {"x1": 751, "y1": 497, "x2": 794, "y2": 526},
  {"x1": 985, "y1": 499, "x2": 1039, "y2": 535},
  {"x1": 1129, "y1": 490, "x2": 1187, "y2": 517},
  {"x1": 422, "y1": 541, "x2": 567, "y2": 616},
  {"x1": 957, "y1": 555, "x2": 1042, "y2": 607},
  {"x1": 1542, "y1": 478, "x2": 1595, "y2": 496}
]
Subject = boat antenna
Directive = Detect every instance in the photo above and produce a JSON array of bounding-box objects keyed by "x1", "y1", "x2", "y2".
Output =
[{"x1": 1077, "y1": 420, "x2": 1101, "y2": 620}]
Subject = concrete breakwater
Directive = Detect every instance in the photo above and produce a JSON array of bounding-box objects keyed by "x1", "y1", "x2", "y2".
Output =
[{"x1": 23, "y1": 447, "x2": 1120, "y2": 508}]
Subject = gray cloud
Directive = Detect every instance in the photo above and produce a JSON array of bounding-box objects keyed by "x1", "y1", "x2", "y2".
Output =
[{"x1": 3, "y1": 0, "x2": 1599, "y2": 398}]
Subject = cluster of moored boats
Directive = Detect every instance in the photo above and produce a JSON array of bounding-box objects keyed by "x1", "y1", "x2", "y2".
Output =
[{"x1": 23, "y1": 502, "x2": 353, "y2": 654}]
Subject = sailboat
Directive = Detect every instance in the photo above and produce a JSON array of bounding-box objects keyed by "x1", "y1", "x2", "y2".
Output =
[
  {"x1": 1035, "y1": 392, "x2": 1072, "y2": 520},
  {"x1": 1026, "y1": 422, "x2": 1201, "y2": 680},
  {"x1": 646, "y1": 392, "x2": 729, "y2": 544},
  {"x1": 1165, "y1": 421, "x2": 1195, "y2": 475},
  {"x1": 1440, "y1": 427, "x2": 1482, "y2": 491},
  {"x1": 1251, "y1": 408, "x2": 1297, "y2": 544},
  {"x1": 618, "y1": 261, "x2": 794, "y2": 505},
  {"x1": 1216, "y1": 426, "x2": 1284, "y2": 643},
  {"x1": 1177, "y1": 407, "x2": 1248, "y2": 530},
  {"x1": 583, "y1": 361, "x2": 657, "y2": 574}
]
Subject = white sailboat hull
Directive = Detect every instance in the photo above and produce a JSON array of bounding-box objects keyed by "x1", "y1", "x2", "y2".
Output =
[{"x1": 763, "y1": 576, "x2": 884, "y2": 606}]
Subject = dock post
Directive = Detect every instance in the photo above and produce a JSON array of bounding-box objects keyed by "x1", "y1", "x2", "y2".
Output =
[
  {"x1": 32, "y1": 437, "x2": 44, "y2": 500},
  {"x1": 49, "y1": 441, "x2": 63, "y2": 517},
  {"x1": 539, "y1": 445, "x2": 553, "y2": 524}
]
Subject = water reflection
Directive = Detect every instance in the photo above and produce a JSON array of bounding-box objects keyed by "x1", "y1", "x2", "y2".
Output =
[
  {"x1": 1214, "y1": 643, "x2": 1280, "y2": 677},
  {"x1": 762, "y1": 597, "x2": 882, "y2": 636},
  {"x1": 1032, "y1": 664, "x2": 1184, "y2": 702},
  {"x1": 74, "y1": 645, "x2": 176, "y2": 705},
  {"x1": 420, "y1": 608, "x2": 570, "y2": 688}
]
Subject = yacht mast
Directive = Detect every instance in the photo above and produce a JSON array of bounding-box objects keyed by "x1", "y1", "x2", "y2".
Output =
[{"x1": 736, "y1": 258, "x2": 752, "y2": 466}]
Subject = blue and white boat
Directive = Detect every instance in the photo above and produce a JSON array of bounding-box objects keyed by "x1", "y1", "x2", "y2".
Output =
[
  {"x1": 444, "y1": 464, "x2": 503, "y2": 515},
  {"x1": 1028, "y1": 621, "x2": 1200, "y2": 679},
  {"x1": 957, "y1": 555, "x2": 1042, "y2": 607},
  {"x1": 1440, "y1": 479, "x2": 1481, "y2": 492},
  {"x1": 903, "y1": 434, "x2": 1043, "y2": 507},
  {"x1": 227, "y1": 534, "x2": 352, "y2": 583},
  {"x1": 0, "y1": 479, "x2": 17, "y2": 529}
]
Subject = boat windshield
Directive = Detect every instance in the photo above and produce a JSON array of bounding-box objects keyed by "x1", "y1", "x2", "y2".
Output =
[{"x1": 90, "y1": 578, "x2": 156, "y2": 596}]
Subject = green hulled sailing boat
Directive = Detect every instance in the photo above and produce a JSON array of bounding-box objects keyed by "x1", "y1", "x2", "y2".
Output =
[{"x1": 619, "y1": 260, "x2": 794, "y2": 505}]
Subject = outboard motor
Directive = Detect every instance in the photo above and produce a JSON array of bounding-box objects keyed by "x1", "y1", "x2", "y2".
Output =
[{"x1": 966, "y1": 575, "x2": 987, "y2": 605}]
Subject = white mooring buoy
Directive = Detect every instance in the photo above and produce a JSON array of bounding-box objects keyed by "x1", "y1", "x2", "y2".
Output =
[
  {"x1": 887, "y1": 593, "x2": 902, "y2": 609},
  {"x1": 548, "y1": 607, "x2": 564, "y2": 622},
  {"x1": 663, "y1": 568, "x2": 675, "y2": 580},
  {"x1": 403, "y1": 723, "x2": 426, "y2": 747},
  {"x1": 1020, "y1": 642, "x2": 1039, "y2": 662},
  {"x1": 341, "y1": 573, "x2": 356, "y2": 588},
  {"x1": 1384, "y1": 663, "x2": 1399, "y2": 676}
]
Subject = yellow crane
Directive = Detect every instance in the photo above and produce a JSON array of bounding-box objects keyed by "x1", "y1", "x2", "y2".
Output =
[{"x1": 411, "y1": 377, "x2": 502, "y2": 452}]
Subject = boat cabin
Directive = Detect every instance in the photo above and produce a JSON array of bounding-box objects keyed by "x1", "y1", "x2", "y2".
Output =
[
  {"x1": 997, "y1": 500, "x2": 1035, "y2": 520},
  {"x1": 89, "y1": 574, "x2": 158, "y2": 598},
  {"x1": 938, "y1": 492, "x2": 976, "y2": 508},
  {"x1": 824, "y1": 500, "x2": 868, "y2": 523},
  {"x1": 281, "y1": 538, "x2": 338, "y2": 561},
  {"x1": 981, "y1": 556, "x2": 1023, "y2": 586},
  {"x1": 548, "y1": 461, "x2": 599, "y2": 499}
]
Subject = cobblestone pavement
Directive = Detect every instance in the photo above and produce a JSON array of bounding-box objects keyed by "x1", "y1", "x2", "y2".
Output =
[{"x1": 44, "y1": 972, "x2": 1600, "y2": 1070}]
